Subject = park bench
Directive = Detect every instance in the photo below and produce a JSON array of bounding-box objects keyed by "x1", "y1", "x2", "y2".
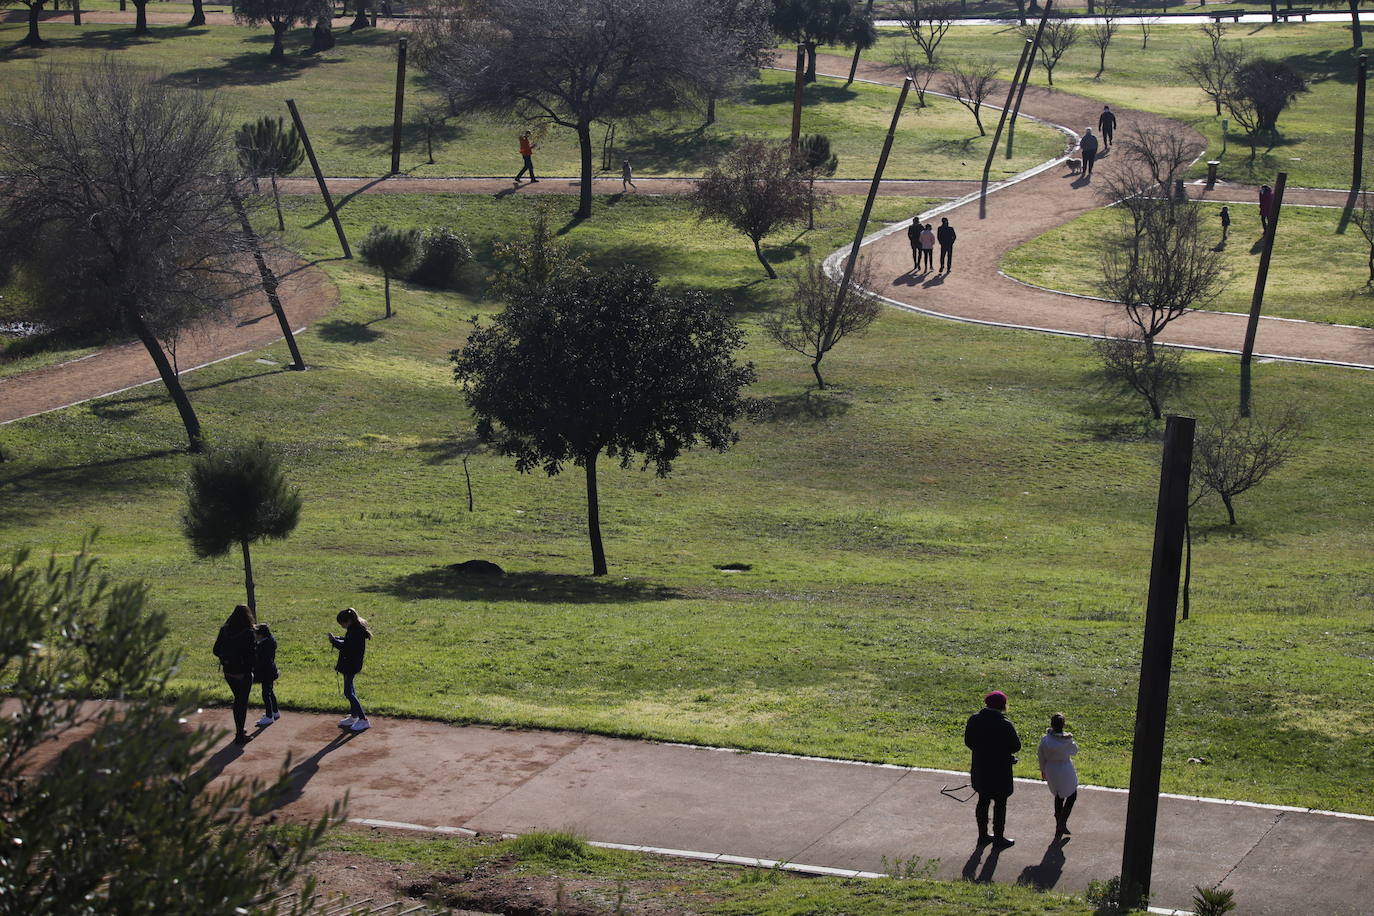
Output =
[
  {"x1": 1274, "y1": 6, "x2": 1315, "y2": 20},
  {"x1": 1206, "y1": 7, "x2": 1247, "y2": 21}
]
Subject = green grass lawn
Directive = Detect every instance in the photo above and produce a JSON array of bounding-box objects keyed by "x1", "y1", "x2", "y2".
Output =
[
  {"x1": 1002, "y1": 200, "x2": 1374, "y2": 325},
  {"x1": 868, "y1": 21, "x2": 1372, "y2": 189},
  {"x1": 0, "y1": 21, "x2": 1062, "y2": 180},
  {"x1": 2, "y1": 191, "x2": 1371, "y2": 815}
]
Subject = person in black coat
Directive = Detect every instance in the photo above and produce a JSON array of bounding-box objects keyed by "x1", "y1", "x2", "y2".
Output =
[
  {"x1": 254, "y1": 623, "x2": 280, "y2": 727},
  {"x1": 213, "y1": 604, "x2": 257, "y2": 745},
  {"x1": 906, "y1": 217, "x2": 922, "y2": 271},
  {"x1": 937, "y1": 217, "x2": 957, "y2": 273},
  {"x1": 964, "y1": 690, "x2": 1021, "y2": 847},
  {"x1": 1078, "y1": 130, "x2": 1099, "y2": 178},
  {"x1": 329, "y1": 607, "x2": 372, "y2": 732},
  {"x1": 1097, "y1": 105, "x2": 1117, "y2": 150}
]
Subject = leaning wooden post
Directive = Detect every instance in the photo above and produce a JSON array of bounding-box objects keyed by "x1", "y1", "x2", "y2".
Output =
[
  {"x1": 981, "y1": 33, "x2": 1037, "y2": 218},
  {"x1": 228, "y1": 180, "x2": 306, "y2": 371},
  {"x1": 1239, "y1": 171, "x2": 1286, "y2": 417},
  {"x1": 791, "y1": 45, "x2": 806, "y2": 153},
  {"x1": 846, "y1": 0, "x2": 875, "y2": 86},
  {"x1": 999, "y1": 40, "x2": 1032, "y2": 160},
  {"x1": 1119, "y1": 413, "x2": 1196, "y2": 912},
  {"x1": 1007, "y1": 0, "x2": 1053, "y2": 160},
  {"x1": 286, "y1": 98, "x2": 352, "y2": 259},
  {"x1": 391, "y1": 38, "x2": 408, "y2": 176},
  {"x1": 828, "y1": 78, "x2": 913, "y2": 341},
  {"x1": 1355, "y1": 52, "x2": 1367, "y2": 193}
]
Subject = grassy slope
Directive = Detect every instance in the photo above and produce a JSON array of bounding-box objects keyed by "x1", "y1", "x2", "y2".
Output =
[
  {"x1": 2, "y1": 191, "x2": 1371, "y2": 814},
  {"x1": 869, "y1": 21, "x2": 1372, "y2": 189},
  {"x1": 1002, "y1": 201, "x2": 1374, "y2": 325},
  {"x1": 0, "y1": 21, "x2": 1062, "y2": 181}
]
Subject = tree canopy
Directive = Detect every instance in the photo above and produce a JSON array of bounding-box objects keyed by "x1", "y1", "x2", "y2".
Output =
[
  {"x1": 771, "y1": 0, "x2": 877, "y2": 83},
  {"x1": 233, "y1": 0, "x2": 333, "y2": 60},
  {"x1": 691, "y1": 139, "x2": 811, "y2": 278}
]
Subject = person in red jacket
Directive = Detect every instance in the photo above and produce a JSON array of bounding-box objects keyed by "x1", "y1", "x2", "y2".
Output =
[{"x1": 515, "y1": 130, "x2": 538, "y2": 184}]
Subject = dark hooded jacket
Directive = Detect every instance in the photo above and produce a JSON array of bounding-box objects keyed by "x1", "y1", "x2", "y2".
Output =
[
  {"x1": 965, "y1": 706, "x2": 1021, "y2": 797},
  {"x1": 330, "y1": 626, "x2": 369, "y2": 675}
]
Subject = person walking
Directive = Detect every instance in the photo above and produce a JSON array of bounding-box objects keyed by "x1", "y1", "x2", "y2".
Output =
[
  {"x1": 1097, "y1": 105, "x2": 1117, "y2": 151},
  {"x1": 937, "y1": 217, "x2": 957, "y2": 273},
  {"x1": 621, "y1": 159, "x2": 637, "y2": 192},
  {"x1": 1219, "y1": 205, "x2": 1231, "y2": 243},
  {"x1": 965, "y1": 690, "x2": 1021, "y2": 848},
  {"x1": 907, "y1": 218, "x2": 923, "y2": 271},
  {"x1": 254, "y1": 623, "x2": 280, "y2": 727},
  {"x1": 1037, "y1": 712, "x2": 1080, "y2": 839},
  {"x1": 213, "y1": 604, "x2": 257, "y2": 746},
  {"x1": 1258, "y1": 185, "x2": 1274, "y2": 233},
  {"x1": 515, "y1": 130, "x2": 538, "y2": 184},
  {"x1": 918, "y1": 223, "x2": 936, "y2": 271},
  {"x1": 329, "y1": 607, "x2": 372, "y2": 732},
  {"x1": 1078, "y1": 129, "x2": 1099, "y2": 178}
]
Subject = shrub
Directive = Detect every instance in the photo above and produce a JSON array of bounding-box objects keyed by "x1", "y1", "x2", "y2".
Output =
[{"x1": 409, "y1": 227, "x2": 473, "y2": 289}]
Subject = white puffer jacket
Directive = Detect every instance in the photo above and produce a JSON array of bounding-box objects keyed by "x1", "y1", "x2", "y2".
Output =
[{"x1": 1037, "y1": 730, "x2": 1079, "y2": 799}]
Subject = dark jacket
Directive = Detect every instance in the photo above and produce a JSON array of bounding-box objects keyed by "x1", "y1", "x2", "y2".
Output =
[
  {"x1": 907, "y1": 222, "x2": 921, "y2": 248},
  {"x1": 254, "y1": 633, "x2": 279, "y2": 682},
  {"x1": 330, "y1": 626, "x2": 368, "y2": 675},
  {"x1": 937, "y1": 223, "x2": 956, "y2": 247},
  {"x1": 1079, "y1": 133, "x2": 1099, "y2": 157},
  {"x1": 214, "y1": 625, "x2": 256, "y2": 677},
  {"x1": 965, "y1": 707, "x2": 1021, "y2": 798},
  {"x1": 1098, "y1": 110, "x2": 1116, "y2": 133}
]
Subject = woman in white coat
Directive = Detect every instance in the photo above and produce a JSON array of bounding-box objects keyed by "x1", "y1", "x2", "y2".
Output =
[{"x1": 1038, "y1": 712, "x2": 1079, "y2": 838}]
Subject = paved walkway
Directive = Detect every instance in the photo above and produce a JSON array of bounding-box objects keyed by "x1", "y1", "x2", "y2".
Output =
[{"x1": 38, "y1": 707, "x2": 1363, "y2": 916}]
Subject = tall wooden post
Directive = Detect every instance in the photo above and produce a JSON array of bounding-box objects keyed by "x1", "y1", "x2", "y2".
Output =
[
  {"x1": 1007, "y1": 0, "x2": 1053, "y2": 160},
  {"x1": 993, "y1": 39, "x2": 1032, "y2": 165},
  {"x1": 391, "y1": 38, "x2": 408, "y2": 176},
  {"x1": 847, "y1": 0, "x2": 874, "y2": 86},
  {"x1": 791, "y1": 45, "x2": 806, "y2": 153},
  {"x1": 286, "y1": 98, "x2": 352, "y2": 259},
  {"x1": 1355, "y1": 53, "x2": 1368, "y2": 193},
  {"x1": 829, "y1": 79, "x2": 912, "y2": 339},
  {"x1": 1119, "y1": 414, "x2": 1195, "y2": 911},
  {"x1": 1239, "y1": 171, "x2": 1286, "y2": 417}
]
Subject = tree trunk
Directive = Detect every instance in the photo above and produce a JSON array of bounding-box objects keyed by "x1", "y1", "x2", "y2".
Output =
[
  {"x1": 229, "y1": 182, "x2": 305, "y2": 370},
  {"x1": 807, "y1": 174, "x2": 815, "y2": 230},
  {"x1": 576, "y1": 119, "x2": 594, "y2": 220},
  {"x1": 384, "y1": 272, "x2": 392, "y2": 318},
  {"x1": 270, "y1": 173, "x2": 285, "y2": 231},
  {"x1": 133, "y1": 0, "x2": 147, "y2": 34},
  {"x1": 1222, "y1": 493, "x2": 1237, "y2": 525},
  {"x1": 311, "y1": 17, "x2": 335, "y2": 52},
  {"x1": 1351, "y1": 0, "x2": 1363, "y2": 49},
  {"x1": 584, "y1": 452, "x2": 607, "y2": 576},
  {"x1": 270, "y1": 24, "x2": 286, "y2": 61},
  {"x1": 1182, "y1": 520, "x2": 1191, "y2": 620},
  {"x1": 805, "y1": 43, "x2": 818, "y2": 84},
  {"x1": 705, "y1": 94, "x2": 717, "y2": 126},
  {"x1": 751, "y1": 236, "x2": 777, "y2": 279},
  {"x1": 188, "y1": 0, "x2": 205, "y2": 26},
  {"x1": 811, "y1": 359, "x2": 826, "y2": 389},
  {"x1": 130, "y1": 311, "x2": 204, "y2": 452},
  {"x1": 1015, "y1": 0, "x2": 1026, "y2": 26},
  {"x1": 1098, "y1": 46, "x2": 1107, "y2": 78},
  {"x1": 974, "y1": 107, "x2": 984, "y2": 135},
  {"x1": 241, "y1": 539, "x2": 256, "y2": 612},
  {"x1": 22, "y1": 3, "x2": 44, "y2": 46},
  {"x1": 351, "y1": 0, "x2": 370, "y2": 31}
]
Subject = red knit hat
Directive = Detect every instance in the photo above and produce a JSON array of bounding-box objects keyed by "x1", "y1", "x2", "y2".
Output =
[{"x1": 985, "y1": 691, "x2": 1008, "y2": 710}]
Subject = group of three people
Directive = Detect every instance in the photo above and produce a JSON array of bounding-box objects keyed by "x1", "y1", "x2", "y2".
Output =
[
  {"x1": 907, "y1": 216, "x2": 958, "y2": 273},
  {"x1": 966, "y1": 690, "x2": 1079, "y2": 847},
  {"x1": 213, "y1": 604, "x2": 373, "y2": 745}
]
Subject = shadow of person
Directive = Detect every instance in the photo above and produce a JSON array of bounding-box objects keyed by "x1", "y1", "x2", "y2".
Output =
[
  {"x1": 266, "y1": 731, "x2": 358, "y2": 812},
  {"x1": 1071, "y1": 174, "x2": 1091, "y2": 190},
  {"x1": 961, "y1": 845, "x2": 986, "y2": 881},
  {"x1": 893, "y1": 269, "x2": 921, "y2": 287},
  {"x1": 923, "y1": 273, "x2": 946, "y2": 288},
  {"x1": 1016, "y1": 838, "x2": 1067, "y2": 890},
  {"x1": 192, "y1": 741, "x2": 245, "y2": 786},
  {"x1": 1249, "y1": 236, "x2": 1266, "y2": 255}
]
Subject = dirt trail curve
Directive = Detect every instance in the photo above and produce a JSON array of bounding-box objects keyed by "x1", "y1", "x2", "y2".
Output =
[{"x1": 815, "y1": 51, "x2": 1374, "y2": 370}]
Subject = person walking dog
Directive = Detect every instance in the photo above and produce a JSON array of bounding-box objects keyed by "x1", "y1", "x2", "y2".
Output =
[
  {"x1": 1038, "y1": 712, "x2": 1080, "y2": 839},
  {"x1": 213, "y1": 604, "x2": 257, "y2": 746},
  {"x1": 965, "y1": 690, "x2": 1021, "y2": 848},
  {"x1": 515, "y1": 130, "x2": 538, "y2": 184},
  {"x1": 329, "y1": 607, "x2": 372, "y2": 732},
  {"x1": 1078, "y1": 129, "x2": 1099, "y2": 178},
  {"x1": 254, "y1": 623, "x2": 280, "y2": 727},
  {"x1": 1097, "y1": 105, "x2": 1116, "y2": 150},
  {"x1": 937, "y1": 217, "x2": 957, "y2": 273}
]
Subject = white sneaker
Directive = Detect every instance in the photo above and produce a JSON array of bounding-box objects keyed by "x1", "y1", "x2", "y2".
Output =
[
  {"x1": 349, "y1": 718, "x2": 371, "y2": 732},
  {"x1": 256, "y1": 715, "x2": 275, "y2": 727},
  {"x1": 338, "y1": 716, "x2": 356, "y2": 728}
]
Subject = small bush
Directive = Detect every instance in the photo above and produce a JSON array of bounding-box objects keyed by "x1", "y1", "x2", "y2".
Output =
[
  {"x1": 1192, "y1": 885, "x2": 1237, "y2": 915},
  {"x1": 1086, "y1": 875, "x2": 1149, "y2": 914},
  {"x1": 505, "y1": 831, "x2": 596, "y2": 863},
  {"x1": 409, "y1": 227, "x2": 473, "y2": 289}
]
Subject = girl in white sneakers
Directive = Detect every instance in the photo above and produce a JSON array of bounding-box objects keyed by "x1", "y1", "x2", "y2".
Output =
[{"x1": 329, "y1": 607, "x2": 372, "y2": 732}]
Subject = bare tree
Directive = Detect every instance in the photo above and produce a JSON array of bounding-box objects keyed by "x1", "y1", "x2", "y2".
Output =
[
  {"x1": 0, "y1": 62, "x2": 253, "y2": 453},
  {"x1": 1181, "y1": 45, "x2": 1245, "y2": 118},
  {"x1": 1351, "y1": 188, "x2": 1374, "y2": 286},
  {"x1": 1020, "y1": 17, "x2": 1079, "y2": 87},
  {"x1": 943, "y1": 59, "x2": 999, "y2": 136},
  {"x1": 893, "y1": 42, "x2": 939, "y2": 107},
  {"x1": 1092, "y1": 327, "x2": 1187, "y2": 420},
  {"x1": 691, "y1": 139, "x2": 810, "y2": 278},
  {"x1": 1087, "y1": 0, "x2": 1122, "y2": 79},
  {"x1": 1199, "y1": 19, "x2": 1226, "y2": 59},
  {"x1": 765, "y1": 256, "x2": 883, "y2": 389},
  {"x1": 1192, "y1": 406, "x2": 1302, "y2": 525},
  {"x1": 698, "y1": 0, "x2": 774, "y2": 126},
  {"x1": 1138, "y1": 15, "x2": 1157, "y2": 50},
  {"x1": 1116, "y1": 123, "x2": 1203, "y2": 187},
  {"x1": 899, "y1": 0, "x2": 956, "y2": 65},
  {"x1": 417, "y1": 0, "x2": 722, "y2": 220}
]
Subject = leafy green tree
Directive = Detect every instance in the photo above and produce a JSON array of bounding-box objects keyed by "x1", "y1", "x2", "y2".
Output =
[
  {"x1": 453, "y1": 233, "x2": 756, "y2": 576},
  {"x1": 691, "y1": 139, "x2": 811, "y2": 278},
  {"x1": 1222, "y1": 57, "x2": 1308, "y2": 157},
  {"x1": 182, "y1": 440, "x2": 303, "y2": 612},
  {"x1": 0, "y1": 541, "x2": 340, "y2": 914},
  {"x1": 771, "y1": 0, "x2": 877, "y2": 83},
  {"x1": 796, "y1": 132, "x2": 838, "y2": 229},
  {"x1": 233, "y1": 0, "x2": 333, "y2": 61},
  {"x1": 359, "y1": 225, "x2": 420, "y2": 318},
  {"x1": 236, "y1": 116, "x2": 306, "y2": 232}
]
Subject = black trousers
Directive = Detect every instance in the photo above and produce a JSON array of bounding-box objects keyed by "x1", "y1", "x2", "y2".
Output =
[
  {"x1": 939, "y1": 243, "x2": 954, "y2": 271},
  {"x1": 1083, "y1": 151, "x2": 1097, "y2": 176},
  {"x1": 1054, "y1": 791, "x2": 1077, "y2": 826},
  {"x1": 516, "y1": 155, "x2": 536, "y2": 181},
  {"x1": 224, "y1": 672, "x2": 252, "y2": 734},
  {"x1": 260, "y1": 678, "x2": 279, "y2": 717},
  {"x1": 975, "y1": 792, "x2": 1008, "y2": 838}
]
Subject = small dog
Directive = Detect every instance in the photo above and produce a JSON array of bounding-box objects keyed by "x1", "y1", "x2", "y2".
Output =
[{"x1": 1064, "y1": 157, "x2": 1082, "y2": 175}]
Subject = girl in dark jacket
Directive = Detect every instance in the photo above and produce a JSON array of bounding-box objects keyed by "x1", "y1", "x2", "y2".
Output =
[
  {"x1": 213, "y1": 604, "x2": 257, "y2": 745},
  {"x1": 254, "y1": 623, "x2": 280, "y2": 726},
  {"x1": 329, "y1": 607, "x2": 372, "y2": 732}
]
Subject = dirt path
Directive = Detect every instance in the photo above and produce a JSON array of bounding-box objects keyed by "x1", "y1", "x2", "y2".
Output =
[{"x1": 0, "y1": 255, "x2": 338, "y2": 424}]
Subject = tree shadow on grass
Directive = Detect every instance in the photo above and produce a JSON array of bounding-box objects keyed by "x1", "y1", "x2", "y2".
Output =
[
  {"x1": 412, "y1": 432, "x2": 486, "y2": 465},
  {"x1": 617, "y1": 129, "x2": 736, "y2": 174},
  {"x1": 741, "y1": 80, "x2": 859, "y2": 108},
  {"x1": 90, "y1": 367, "x2": 288, "y2": 414},
  {"x1": 6, "y1": 23, "x2": 205, "y2": 56},
  {"x1": 315, "y1": 319, "x2": 384, "y2": 344},
  {"x1": 745, "y1": 391, "x2": 852, "y2": 423},
  {"x1": 332, "y1": 119, "x2": 468, "y2": 154},
  {"x1": 161, "y1": 48, "x2": 333, "y2": 90},
  {"x1": 0, "y1": 447, "x2": 184, "y2": 524},
  {"x1": 363, "y1": 566, "x2": 684, "y2": 604}
]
